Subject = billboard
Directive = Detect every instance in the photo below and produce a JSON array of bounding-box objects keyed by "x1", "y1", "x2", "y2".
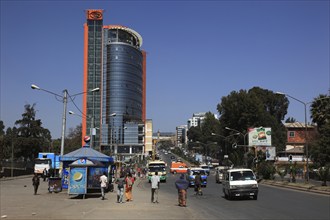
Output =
[
  {"x1": 248, "y1": 127, "x2": 272, "y2": 146},
  {"x1": 68, "y1": 167, "x2": 87, "y2": 195},
  {"x1": 255, "y1": 146, "x2": 276, "y2": 161}
]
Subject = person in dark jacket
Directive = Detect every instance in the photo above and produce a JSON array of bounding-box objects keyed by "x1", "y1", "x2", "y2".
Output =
[
  {"x1": 32, "y1": 173, "x2": 40, "y2": 195},
  {"x1": 175, "y1": 174, "x2": 189, "y2": 207}
]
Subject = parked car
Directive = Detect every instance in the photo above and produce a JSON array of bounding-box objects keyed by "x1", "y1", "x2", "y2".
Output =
[
  {"x1": 215, "y1": 165, "x2": 231, "y2": 183},
  {"x1": 222, "y1": 168, "x2": 258, "y2": 200},
  {"x1": 199, "y1": 164, "x2": 210, "y2": 176},
  {"x1": 186, "y1": 168, "x2": 207, "y2": 187}
]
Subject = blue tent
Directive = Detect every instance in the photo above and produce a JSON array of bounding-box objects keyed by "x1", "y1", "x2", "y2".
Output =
[{"x1": 60, "y1": 146, "x2": 113, "y2": 163}]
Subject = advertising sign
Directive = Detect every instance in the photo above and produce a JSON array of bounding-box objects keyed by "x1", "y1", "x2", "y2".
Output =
[
  {"x1": 248, "y1": 127, "x2": 272, "y2": 146},
  {"x1": 68, "y1": 167, "x2": 87, "y2": 195},
  {"x1": 48, "y1": 177, "x2": 62, "y2": 193},
  {"x1": 255, "y1": 146, "x2": 276, "y2": 161},
  {"x1": 88, "y1": 167, "x2": 108, "y2": 189}
]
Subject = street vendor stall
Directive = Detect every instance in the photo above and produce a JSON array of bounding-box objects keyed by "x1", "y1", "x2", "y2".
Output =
[
  {"x1": 68, "y1": 158, "x2": 109, "y2": 198},
  {"x1": 60, "y1": 142, "x2": 113, "y2": 192}
]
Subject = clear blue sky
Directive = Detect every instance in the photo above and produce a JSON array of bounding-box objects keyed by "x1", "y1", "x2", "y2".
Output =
[{"x1": 1, "y1": 0, "x2": 329, "y2": 139}]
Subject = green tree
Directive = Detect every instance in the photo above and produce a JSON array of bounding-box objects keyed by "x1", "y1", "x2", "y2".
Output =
[
  {"x1": 13, "y1": 104, "x2": 51, "y2": 160},
  {"x1": 310, "y1": 94, "x2": 330, "y2": 130},
  {"x1": 309, "y1": 94, "x2": 330, "y2": 167},
  {"x1": 0, "y1": 120, "x2": 6, "y2": 160},
  {"x1": 285, "y1": 117, "x2": 296, "y2": 123},
  {"x1": 187, "y1": 126, "x2": 202, "y2": 143},
  {"x1": 216, "y1": 87, "x2": 288, "y2": 165},
  {"x1": 65, "y1": 124, "x2": 82, "y2": 153}
]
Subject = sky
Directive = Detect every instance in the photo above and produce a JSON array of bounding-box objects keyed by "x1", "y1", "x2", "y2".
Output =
[{"x1": 1, "y1": 0, "x2": 329, "y2": 139}]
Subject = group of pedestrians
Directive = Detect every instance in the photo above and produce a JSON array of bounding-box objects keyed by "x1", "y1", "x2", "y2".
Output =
[
  {"x1": 99, "y1": 172, "x2": 135, "y2": 203},
  {"x1": 32, "y1": 167, "x2": 193, "y2": 207},
  {"x1": 150, "y1": 172, "x2": 190, "y2": 207}
]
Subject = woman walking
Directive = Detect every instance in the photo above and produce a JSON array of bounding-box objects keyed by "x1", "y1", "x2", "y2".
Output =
[
  {"x1": 125, "y1": 173, "x2": 134, "y2": 202},
  {"x1": 175, "y1": 174, "x2": 189, "y2": 207}
]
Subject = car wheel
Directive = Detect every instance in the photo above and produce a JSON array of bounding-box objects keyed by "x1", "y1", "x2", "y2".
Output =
[
  {"x1": 228, "y1": 192, "x2": 233, "y2": 200},
  {"x1": 253, "y1": 195, "x2": 258, "y2": 200}
]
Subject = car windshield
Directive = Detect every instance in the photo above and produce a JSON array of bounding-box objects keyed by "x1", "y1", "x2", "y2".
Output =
[
  {"x1": 192, "y1": 170, "x2": 205, "y2": 175},
  {"x1": 149, "y1": 164, "x2": 166, "y2": 172},
  {"x1": 230, "y1": 171, "x2": 255, "y2": 181}
]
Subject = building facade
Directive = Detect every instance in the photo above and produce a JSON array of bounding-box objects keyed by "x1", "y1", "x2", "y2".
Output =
[
  {"x1": 176, "y1": 125, "x2": 188, "y2": 147},
  {"x1": 82, "y1": 9, "x2": 147, "y2": 160},
  {"x1": 187, "y1": 112, "x2": 206, "y2": 129}
]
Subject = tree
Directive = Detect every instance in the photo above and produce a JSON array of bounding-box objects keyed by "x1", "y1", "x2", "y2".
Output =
[
  {"x1": 310, "y1": 94, "x2": 330, "y2": 130},
  {"x1": 309, "y1": 94, "x2": 330, "y2": 167},
  {"x1": 64, "y1": 124, "x2": 82, "y2": 153},
  {"x1": 217, "y1": 87, "x2": 288, "y2": 159},
  {"x1": 285, "y1": 117, "x2": 296, "y2": 123},
  {"x1": 13, "y1": 104, "x2": 51, "y2": 160},
  {"x1": 0, "y1": 120, "x2": 6, "y2": 160}
]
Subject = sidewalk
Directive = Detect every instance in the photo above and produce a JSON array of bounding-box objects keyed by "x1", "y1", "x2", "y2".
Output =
[
  {"x1": 0, "y1": 175, "x2": 190, "y2": 219},
  {"x1": 260, "y1": 175, "x2": 330, "y2": 195}
]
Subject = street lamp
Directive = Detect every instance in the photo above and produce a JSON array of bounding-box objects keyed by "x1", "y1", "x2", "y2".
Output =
[
  {"x1": 225, "y1": 127, "x2": 249, "y2": 166},
  {"x1": 211, "y1": 133, "x2": 240, "y2": 155},
  {"x1": 276, "y1": 92, "x2": 310, "y2": 182},
  {"x1": 109, "y1": 113, "x2": 117, "y2": 155},
  {"x1": 224, "y1": 127, "x2": 249, "y2": 147},
  {"x1": 31, "y1": 84, "x2": 99, "y2": 156}
]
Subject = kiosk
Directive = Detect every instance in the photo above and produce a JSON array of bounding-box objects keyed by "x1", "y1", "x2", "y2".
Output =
[{"x1": 60, "y1": 137, "x2": 113, "y2": 197}]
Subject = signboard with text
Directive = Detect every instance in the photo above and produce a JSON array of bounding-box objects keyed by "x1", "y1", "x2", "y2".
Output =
[{"x1": 248, "y1": 127, "x2": 272, "y2": 146}]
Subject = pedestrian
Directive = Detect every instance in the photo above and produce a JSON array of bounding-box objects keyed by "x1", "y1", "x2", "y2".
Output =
[
  {"x1": 115, "y1": 173, "x2": 125, "y2": 203},
  {"x1": 32, "y1": 173, "x2": 40, "y2": 195},
  {"x1": 194, "y1": 171, "x2": 202, "y2": 195},
  {"x1": 175, "y1": 174, "x2": 189, "y2": 207},
  {"x1": 125, "y1": 173, "x2": 134, "y2": 202},
  {"x1": 150, "y1": 171, "x2": 160, "y2": 203},
  {"x1": 42, "y1": 168, "x2": 48, "y2": 182},
  {"x1": 99, "y1": 172, "x2": 108, "y2": 200}
]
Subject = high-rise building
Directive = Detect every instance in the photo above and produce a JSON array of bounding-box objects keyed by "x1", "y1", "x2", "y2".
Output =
[
  {"x1": 176, "y1": 125, "x2": 188, "y2": 147},
  {"x1": 187, "y1": 112, "x2": 207, "y2": 129},
  {"x1": 82, "y1": 9, "x2": 146, "y2": 159}
]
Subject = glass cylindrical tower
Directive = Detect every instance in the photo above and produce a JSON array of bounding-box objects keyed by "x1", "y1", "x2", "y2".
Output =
[{"x1": 101, "y1": 25, "x2": 144, "y2": 148}]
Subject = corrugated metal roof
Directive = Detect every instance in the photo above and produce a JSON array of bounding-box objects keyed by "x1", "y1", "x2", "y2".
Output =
[
  {"x1": 60, "y1": 146, "x2": 113, "y2": 162},
  {"x1": 284, "y1": 122, "x2": 315, "y2": 128},
  {"x1": 286, "y1": 147, "x2": 304, "y2": 153}
]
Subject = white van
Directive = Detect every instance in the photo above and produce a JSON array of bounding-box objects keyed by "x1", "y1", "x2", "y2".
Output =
[{"x1": 222, "y1": 168, "x2": 258, "y2": 200}]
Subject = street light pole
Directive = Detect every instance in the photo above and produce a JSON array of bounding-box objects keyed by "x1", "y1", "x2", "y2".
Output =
[
  {"x1": 109, "y1": 113, "x2": 117, "y2": 156},
  {"x1": 276, "y1": 92, "x2": 330, "y2": 182},
  {"x1": 225, "y1": 127, "x2": 249, "y2": 167},
  {"x1": 60, "y1": 89, "x2": 68, "y2": 156},
  {"x1": 31, "y1": 84, "x2": 99, "y2": 155},
  {"x1": 211, "y1": 132, "x2": 240, "y2": 164},
  {"x1": 276, "y1": 92, "x2": 310, "y2": 182}
]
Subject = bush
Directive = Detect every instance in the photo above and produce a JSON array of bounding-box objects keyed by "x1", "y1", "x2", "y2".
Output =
[{"x1": 258, "y1": 161, "x2": 275, "y2": 180}]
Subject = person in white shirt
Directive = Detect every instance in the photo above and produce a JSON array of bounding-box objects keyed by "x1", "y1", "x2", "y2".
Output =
[
  {"x1": 150, "y1": 171, "x2": 160, "y2": 203},
  {"x1": 99, "y1": 172, "x2": 108, "y2": 200}
]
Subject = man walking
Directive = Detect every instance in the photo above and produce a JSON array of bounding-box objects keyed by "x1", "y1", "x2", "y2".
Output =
[
  {"x1": 32, "y1": 173, "x2": 40, "y2": 195},
  {"x1": 194, "y1": 171, "x2": 202, "y2": 195},
  {"x1": 151, "y1": 171, "x2": 160, "y2": 203},
  {"x1": 115, "y1": 173, "x2": 125, "y2": 203},
  {"x1": 99, "y1": 172, "x2": 108, "y2": 200}
]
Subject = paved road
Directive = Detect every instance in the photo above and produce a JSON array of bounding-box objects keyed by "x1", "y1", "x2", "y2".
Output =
[{"x1": 1, "y1": 173, "x2": 329, "y2": 220}]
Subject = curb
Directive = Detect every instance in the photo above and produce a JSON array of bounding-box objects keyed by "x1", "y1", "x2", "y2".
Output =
[{"x1": 260, "y1": 180, "x2": 330, "y2": 195}]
